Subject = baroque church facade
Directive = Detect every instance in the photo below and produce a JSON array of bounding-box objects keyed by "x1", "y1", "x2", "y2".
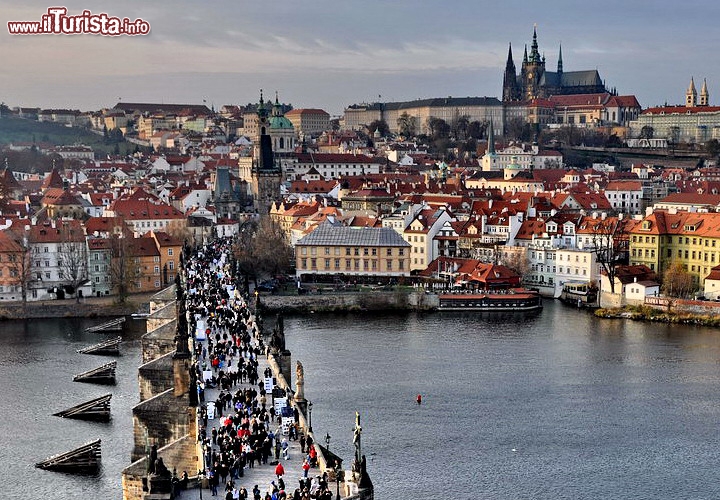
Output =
[{"x1": 502, "y1": 28, "x2": 607, "y2": 102}]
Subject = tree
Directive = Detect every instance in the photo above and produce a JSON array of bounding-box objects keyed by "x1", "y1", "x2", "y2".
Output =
[
  {"x1": 110, "y1": 235, "x2": 141, "y2": 304},
  {"x1": 505, "y1": 117, "x2": 533, "y2": 142},
  {"x1": 705, "y1": 139, "x2": 720, "y2": 160},
  {"x1": 661, "y1": 262, "x2": 695, "y2": 298},
  {"x1": 233, "y1": 217, "x2": 293, "y2": 285},
  {"x1": 396, "y1": 112, "x2": 417, "y2": 138},
  {"x1": 639, "y1": 125, "x2": 654, "y2": 139},
  {"x1": 499, "y1": 246, "x2": 529, "y2": 277},
  {"x1": 467, "y1": 120, "x2": 486, "y2": 140},
  {"x1": 58, "y1": 221, "x2": 88, "y2": 303},
  {"x1": 5, "y1": 228, "x2": 32, "y2": 307},
  {"x1": 452, "y1": 115, "x2": 470, "y2": 141},
  {"x1": 589, "y1": 217, "x2": 628, "y2": 294},
  {"x1": 367, "y1": 119, "x2": 389, "y2": 138}
]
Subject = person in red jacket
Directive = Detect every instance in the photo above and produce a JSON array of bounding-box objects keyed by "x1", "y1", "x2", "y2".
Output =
[{"x1": 274, "y1": 462, "x2": 284, "y2": 478}]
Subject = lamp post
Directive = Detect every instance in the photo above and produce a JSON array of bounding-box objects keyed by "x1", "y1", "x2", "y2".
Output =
[
  {"x1": 308, "y1": 401, "x2": 313, "y2": 432},
  {"x1": 325, "y1": 432, "x2": 331, "y2": 452},
  {"x1": 198, "y1": 469, "x2": 203, "y2": 499}
]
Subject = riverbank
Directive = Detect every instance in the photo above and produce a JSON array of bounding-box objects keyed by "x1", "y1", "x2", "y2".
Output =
[
  {"x1": 259, "y1": 289, "x2": 437, "y2": 313},
  {"x1": 0, "y1": 293, "x2": 155, "y2": 320},
  {"x1": 595, "y1": 304, "x2": 720, "y2": 327}
]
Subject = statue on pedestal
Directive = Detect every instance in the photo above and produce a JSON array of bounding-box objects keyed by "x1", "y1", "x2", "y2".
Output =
[{"x1": 295, "y1": 361, "x2": 305, "y2": 401}]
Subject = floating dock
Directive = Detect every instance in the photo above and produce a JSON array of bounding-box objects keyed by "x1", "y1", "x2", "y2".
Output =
[
  {"x1": 77, "y1": 336, "x2": 121, "y2": 356},
  {"x1": 35, "y1": 439, "x2": 102, "y2": 474},
  {"x1": 53, "y1": 394, "x2": 112, "y2": 422},
  {"x1": 72, "y1": 361, "x2": 117, "y2": 385},
  {"x1": 85, "y1": 317, "x2": 125, "y2": 333}
]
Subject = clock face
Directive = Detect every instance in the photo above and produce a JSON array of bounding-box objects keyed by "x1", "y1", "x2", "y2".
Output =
[{"x1": 528, "y1": 72, "x2": 533, "y2": 80}]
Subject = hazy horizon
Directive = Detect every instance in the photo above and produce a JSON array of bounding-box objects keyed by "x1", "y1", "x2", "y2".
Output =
[{"x1": 2, "y1": 1, "x2": 717, "y2": 116}]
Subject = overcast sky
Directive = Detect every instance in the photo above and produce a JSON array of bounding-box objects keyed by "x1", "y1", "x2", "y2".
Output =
[{"x1": 1, "y1": 0, "x2": 717, "y2": 116}]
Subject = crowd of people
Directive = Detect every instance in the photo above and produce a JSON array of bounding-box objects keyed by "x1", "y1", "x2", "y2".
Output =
[{"x1": 178, "y1": 239, "x2": 337, "y2": 500}]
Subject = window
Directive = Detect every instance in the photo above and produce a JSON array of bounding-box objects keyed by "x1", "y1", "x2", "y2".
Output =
[
  {"x1": 325, "y1": 248, "x2": 330, "y2": 255},
  {"x1": 345, "y1": 259, "x2": 351, "y2": 269},
  {"x1": 154, "y1": 256, "x2": 160, "y2": 263},
  {"x1": 301, "y1": 247, "x2": 307, "y2": 256},
  {"x1": 154, "y1": 266, "x2": 160, "y2": 273},
  {"x1": 398, "y1": 260, "x2": 404, "y2": 270},
  {"x1": 345, "y1": 248, "x2": 351, "y2": 256},
  {"x1": 372, "y1": 248, "x2": 377, "y2": 256},
  {"x1": 387, "y1": 248, "x2": 392, "y2": 256},
  {"x1": 387, "y1": 260, "x2": 392, "y2": 271},
  {"x1": 310, "y1": 258, "x2": 317, "y2": 269},
  {"x1": 169, "y1": 262, "x2": 174, "y2": 270},
  {"x1": 363, "y1": 248, "x2": 369, "y2": 256},
  {"x1": 398, "y1": 248, "x2": 405, "y2": 256},
  {"x1": 301, "y1": 258, "x2": 307, "y2": 268},
  {"x1": 335, "y1": 259, "x2": 340, "y2": 270},
  {"x1": 168, "y1": 248, "x2": 173, "y2": 256},
  {"x1": 354, "y1": 248, "x2": 359, "y2": 256}
]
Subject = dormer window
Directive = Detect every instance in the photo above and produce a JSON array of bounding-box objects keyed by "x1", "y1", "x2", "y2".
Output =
[{"x1": 684, "y1": 224, "x2": 696, "y2": 232}]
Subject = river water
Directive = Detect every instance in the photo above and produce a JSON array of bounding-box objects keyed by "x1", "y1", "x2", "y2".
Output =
[
  {"x1": 2, "y1": 302, "x2": 720, "y2": 499},
  {"x1": 0, "y1": 317, "x2": 141, "y2": 500},
  {"x1": 283, "y1": 301, "x2": 720, "y2": 500}
]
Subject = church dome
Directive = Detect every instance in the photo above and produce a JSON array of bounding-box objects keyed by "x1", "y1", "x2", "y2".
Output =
[{"x1": 269, "y1": 115, "x2": 294, "y2": 130}]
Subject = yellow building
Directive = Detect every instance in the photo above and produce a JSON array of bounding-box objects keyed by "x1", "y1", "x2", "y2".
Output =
[
  {"x1": 295, "y1": 225, "x2": 410, "y2": 281},
  {"x1": 629, "y1": 210, "x2": 720, "y2": 288}
]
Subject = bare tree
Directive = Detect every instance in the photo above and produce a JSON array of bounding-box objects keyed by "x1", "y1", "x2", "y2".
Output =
[
  {"x1": 588, "y1": 217, "x2": 627, "y2": 294},
  {"x1": 499, "y1": 246, "x2": 529, "y2": 278},
  {"x1": 661, "y1": 262, "x2": 695, "y2": 298},
  {"x1": 110, "y1": 235, "x2": 141, "y2": 303},
  {"x1": 233, "y1": 217, "x2": 293, "y2": 284},
  {"x1": 58, "y1": 222, "x2": 88, "y2": 302},
  {"x1": 396, "y1": 112, "x2": 417, "y2": 138},
  {"x1": 6, "y1": 229, "x2": 32, "y2": 307}
]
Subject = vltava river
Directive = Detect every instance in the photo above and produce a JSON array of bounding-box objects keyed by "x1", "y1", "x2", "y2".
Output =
[
  {"x1": 284, "y1": 301, "x2": 720, "y2": 500},
  {"x1": 3, "y1": 301, "x2": 720, "y2": 499}
]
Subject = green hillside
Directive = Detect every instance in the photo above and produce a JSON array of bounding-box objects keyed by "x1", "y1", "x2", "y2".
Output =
[{"x1": 0, "y1": 115, "x2": 132, "y2": 155}]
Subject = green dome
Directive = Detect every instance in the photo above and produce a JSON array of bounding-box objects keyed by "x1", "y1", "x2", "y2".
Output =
[{"x1": 269, "y1": 115, "x2": 294, "y2": 130}]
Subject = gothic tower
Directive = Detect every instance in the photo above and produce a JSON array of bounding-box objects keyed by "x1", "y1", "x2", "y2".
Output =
[
  {"x1": 521, "y1": 26, "x2": 546, "y2": 100},
  {"x1": 502, "y1": 43, "x2": 521, "y2": 102},
  {"x1": 700, "y1": 78, "x2": 709, "y2": 106},
  {"x1": 686, "y1": 77, "x2": 697, "y2": 108},
  {"x1": 251, "y1": 90, "x2": 282, "y2": 215}
]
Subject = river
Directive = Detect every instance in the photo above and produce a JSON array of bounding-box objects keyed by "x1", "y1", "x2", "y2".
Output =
[
  {"x1": 0, "y1": 317, "x2": 141, "y2": 500},
  {"x1": 2, "y1": 302, "x2": 720, "y2": 499},
  {"x1": 283, "y1": 301, "x2": 720, "y2": 500}
]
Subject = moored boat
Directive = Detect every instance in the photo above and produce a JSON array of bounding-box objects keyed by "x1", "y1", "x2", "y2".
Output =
[{"x1": 437, "y1": 288, "x2": 543, "y2": 312}]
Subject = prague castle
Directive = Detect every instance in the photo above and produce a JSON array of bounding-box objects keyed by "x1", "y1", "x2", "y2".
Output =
[{"x1": 502, "y1": 27, "x2": 607, "y2": 102}]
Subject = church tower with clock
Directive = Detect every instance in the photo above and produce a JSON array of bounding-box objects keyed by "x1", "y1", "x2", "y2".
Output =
[{"x1": 250, "y1": 91, "x2": 283, "y2": 215}]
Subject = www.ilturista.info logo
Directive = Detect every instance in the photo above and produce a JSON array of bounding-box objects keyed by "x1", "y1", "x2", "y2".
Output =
[{"x1": 8, "y1": 7, "x2": 150, "y2": 36}]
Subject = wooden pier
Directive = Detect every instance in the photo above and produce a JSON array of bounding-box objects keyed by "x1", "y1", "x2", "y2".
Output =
[
  {"x1": 77, "y1": 336, "x2": 121, "y2": 356},
  {"x1": 73, "y1": 361, "x2": 117, "y2": 385},
  {"x1": 53, "y1": 394, "x2": 112, "y2": 422},
  {"x1": 85, "y1": 317, "x2": 126, "y2": 333},
  {"x1": 35, "y1": 439, "x2": 102, "y2": 474}
]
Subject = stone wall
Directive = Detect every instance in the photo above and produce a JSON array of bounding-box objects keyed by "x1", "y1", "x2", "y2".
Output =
[
  {"x1": 138, "y1": 352, "x2": 175, "y2": 402},
  {"x1": 141, "y1": 319, "x2": 177, "y2": 364},
  {"x1": 260, "y1": 290, "x2": 436, "y2": 313}
]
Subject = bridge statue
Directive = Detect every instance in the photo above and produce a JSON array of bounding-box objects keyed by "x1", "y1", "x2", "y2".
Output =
[{"x1": 295, "y1": 361, "x2": 305, "y2": 401}]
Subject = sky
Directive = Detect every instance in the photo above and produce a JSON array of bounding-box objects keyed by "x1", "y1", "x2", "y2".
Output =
[{"x1": 1, "y1": 0, "x2": 718, "y2": 116}]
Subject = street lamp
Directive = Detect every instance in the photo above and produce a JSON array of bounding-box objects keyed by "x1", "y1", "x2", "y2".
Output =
[
  {"x1": 308, "y1": 401, "x2": 313, "y2": 432},
  {"x1": 325, "y1": 432, "x2": 331, "y2": 451},
  {"x1": 198, "y1": 469, "x2": 203, "y2": 499}
]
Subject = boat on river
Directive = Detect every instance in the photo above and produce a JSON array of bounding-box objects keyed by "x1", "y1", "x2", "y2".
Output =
[{"x1": 437, "y1": 288, "x2": 543, "y2": 312}]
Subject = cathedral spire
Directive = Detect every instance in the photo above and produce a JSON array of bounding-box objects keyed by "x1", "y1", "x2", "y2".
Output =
[
  {"x1": 530, "y1": 25, "x2": 540, "y2": 63},
  {"x1": 523, "y1": 44, "x2": 528, "y2": 64},
  {"x1": 557, "y1": 44, "x2": 563, "y2": 73}
]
